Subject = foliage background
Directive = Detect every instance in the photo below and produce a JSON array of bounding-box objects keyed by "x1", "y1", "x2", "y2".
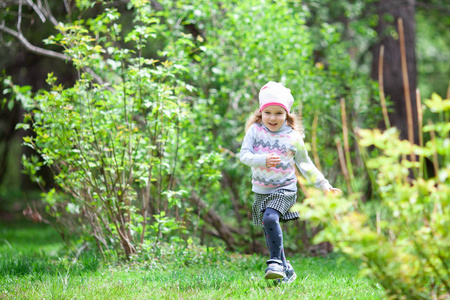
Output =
[{"x1": 0, "y1": 0, "x2": 449, "y2": 298}]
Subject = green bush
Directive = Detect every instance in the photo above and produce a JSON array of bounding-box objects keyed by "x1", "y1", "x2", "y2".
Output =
[
  {"x1": 6, "y1": 1, "x2": 201, "y2": 259},
  {"x1": 295, "y1": 93, "x2": 449, "y2": 299}
]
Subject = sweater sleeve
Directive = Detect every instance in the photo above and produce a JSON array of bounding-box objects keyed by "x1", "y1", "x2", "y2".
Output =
[
  {"x1": 293, "y1": 135, "x2": 332, "y2": 191},
  {"x1": 239, "y1": 124, "x2": 267, "y2": 167}
]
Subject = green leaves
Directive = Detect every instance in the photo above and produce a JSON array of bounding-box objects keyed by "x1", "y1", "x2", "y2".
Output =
[
  {"x1": 6, "y1": 1, "x2": 204, "y2": 259},
  {"x1": 424, "y1": 93, "x2": 450, "y2": 113},
  {"x1": 1, "y1": 76, "x2": 32, "y2": 110},
  {"x1": 297, "y1": 92, "x2": 450, "y2": 299}
]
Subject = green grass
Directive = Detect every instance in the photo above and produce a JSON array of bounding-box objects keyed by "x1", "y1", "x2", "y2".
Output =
[
  {"x1": 0, "y1": 221, "x2": 385, "y2": 299},
  {"x1": 0, "y1": 221, "x2": 64, "y2": 256}
]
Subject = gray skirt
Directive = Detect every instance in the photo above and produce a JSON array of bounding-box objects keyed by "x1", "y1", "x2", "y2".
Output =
[{"x1": 252, "y1": 189, "x2": 300, "y2": 228}]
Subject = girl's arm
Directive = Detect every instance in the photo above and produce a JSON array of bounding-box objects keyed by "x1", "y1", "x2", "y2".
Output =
[
  {"x1": 294, "y1": 136, "x2": 332, "y2": 191},
  {"x1": 239, "y1": 125, "x2": 267, "y2": 167}
]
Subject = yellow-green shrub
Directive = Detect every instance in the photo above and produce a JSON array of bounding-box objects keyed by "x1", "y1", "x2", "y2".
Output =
[{"x1": 295, "y1": 93, "x2": 449, "y2": 299}]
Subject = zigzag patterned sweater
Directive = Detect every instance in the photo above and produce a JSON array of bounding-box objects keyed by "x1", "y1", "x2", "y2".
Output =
[{"x1": 240, "y1": 122, "x2": 332, "y2": 194}]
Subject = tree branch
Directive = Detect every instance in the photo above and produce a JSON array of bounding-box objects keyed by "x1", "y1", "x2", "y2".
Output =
[
  {"x1": 0, "y1": 24, "x2": 107, "y2": 85},
  {"x1": 42, "y1": 0, "x2": 58, "y2": 26},
  {"x1": 24, "y1": 0, "x2": 46, "y2": 23},
  {"x1": 0, "y1": 24, "x2": 68, "y2": 60},
  {"x1": 63, "y1": 0, "x2": 71, "y2": 16},
  {"x1": 1, "y1": 0, "x2": 48, "y2": 23},
  {"x1": 17, "y1": 0, "x2": 23, "y2": 33}
]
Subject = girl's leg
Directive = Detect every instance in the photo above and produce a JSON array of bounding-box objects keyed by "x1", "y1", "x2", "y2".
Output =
[
  {"x1": 281, "y1": 248, "x2": 287, "y2": 267},
  {"x1": 263, "y1": 208, "x2": 286, "y2": 264},
  {"x1": 263, "y1": 227, "x2": 287, "y2": 267},
  {"x1": 263, "y1": 208, "x2": 296, "y2": 283}
]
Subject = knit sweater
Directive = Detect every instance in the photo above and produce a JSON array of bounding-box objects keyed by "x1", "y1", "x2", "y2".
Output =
[{"x1": 240, "y1": 122, "x2": 332, "y2": 194}]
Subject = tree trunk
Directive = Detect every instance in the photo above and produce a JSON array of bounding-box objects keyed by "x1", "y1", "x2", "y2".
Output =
[
  {"x1": 371, "y1": 0, "x2": 418, "y2": 143},
  {"x1": 190, "y1": 191, "x2": 236, "y2": 251}
]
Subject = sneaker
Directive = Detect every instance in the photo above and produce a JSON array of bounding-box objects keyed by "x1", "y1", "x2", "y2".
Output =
[
  {"x1": 265, "y1": 259, "x2": 286, "y2": 280},
  {"x1": 282, "y1": 261, "x2": 297, "y2": 284}
]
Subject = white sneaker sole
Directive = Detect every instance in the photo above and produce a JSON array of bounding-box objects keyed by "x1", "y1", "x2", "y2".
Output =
[
  {"x1": 285, "y1": 272, "x2": 297, "y2": 284},
  {"x1": 265, "y1": 270, "x2": 286, "y2": 280}
]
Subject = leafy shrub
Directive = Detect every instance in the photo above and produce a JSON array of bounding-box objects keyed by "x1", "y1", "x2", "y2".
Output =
[
  {"x1": 7, "y1": 1, "x2": 201, "y2": 259},
  {"x1": 295, "y1": 93, "x2": 449, "y2": 299}
]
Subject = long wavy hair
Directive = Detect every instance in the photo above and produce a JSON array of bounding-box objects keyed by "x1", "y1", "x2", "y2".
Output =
[{"x1": 245, "y1": 108, "x2": 304, "y2": 135}]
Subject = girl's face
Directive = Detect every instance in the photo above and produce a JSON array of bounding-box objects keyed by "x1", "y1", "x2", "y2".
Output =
[{"x1": 261, "y1": 105, "x2": 287, "y2": 132}]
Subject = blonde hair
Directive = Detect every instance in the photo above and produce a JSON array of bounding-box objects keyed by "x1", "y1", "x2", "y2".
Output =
[{"x1": 245, "y1": 109, "x2": 304, "y2": 135}]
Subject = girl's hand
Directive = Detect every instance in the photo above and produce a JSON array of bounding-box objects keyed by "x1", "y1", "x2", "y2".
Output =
[
  {"x1": 266, "y1": 153, "x2": 281, "y2": 168},
  {"x1": 326, "y1": 188, "x2": 342, "y2": 196}
]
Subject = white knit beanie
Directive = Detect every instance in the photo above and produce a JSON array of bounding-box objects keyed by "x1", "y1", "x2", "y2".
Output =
[{"x1": 258, "y1": 81, "x2": 294, "y2": 113}]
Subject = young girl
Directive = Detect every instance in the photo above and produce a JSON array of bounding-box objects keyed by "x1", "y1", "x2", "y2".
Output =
[{"x1": 240, "y1": 81, "x2": 341, "y2": 283}]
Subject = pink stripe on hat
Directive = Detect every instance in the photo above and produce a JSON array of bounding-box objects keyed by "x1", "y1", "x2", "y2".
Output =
[{"x1": 259, "y1": 102, "x2": 289, "y2": 113}]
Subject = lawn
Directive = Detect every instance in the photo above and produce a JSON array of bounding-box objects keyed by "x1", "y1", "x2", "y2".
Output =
[{"x1": 0, "y1": 221, "x2": 385, "y2": 299}]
